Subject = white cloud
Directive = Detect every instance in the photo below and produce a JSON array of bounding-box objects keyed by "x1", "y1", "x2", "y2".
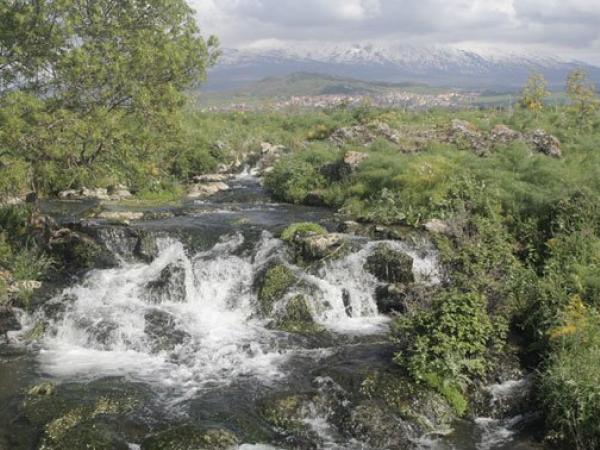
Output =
[{"x1": 189, "y1": 0, "x2": 600, "y2": 64}]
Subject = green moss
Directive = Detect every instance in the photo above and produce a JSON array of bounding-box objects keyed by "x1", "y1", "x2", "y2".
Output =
[
  {"x1": 257, "y1": 264, "x2": 296, "y2": 316},
  {"x1": 260, "y1": 394, "x2": 307, "y2": 431},
  {"x1": 360, "y1": 372, "x2": 454, "y2": 432},
  {"x1": 280, "y1": 222, "x2": 327, "y2": 243},
  {"x1": 275, "y1": 295, "x2": 326, "y2": 334},
  {"x1": 141, "y1": 425, "x2": 238, "y2": 450}
]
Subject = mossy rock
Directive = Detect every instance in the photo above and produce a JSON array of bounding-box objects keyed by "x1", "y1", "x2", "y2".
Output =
[
  {"x1": 280, "y1": 223, "x2": 327, "y2": 243},
  {"x1": 274, "y1": 295, "x2": 326, "y2": 334},
  {"x1": 257, "y1": 264, "x2": 297, "y2": 316},
  {"x1": 348, "y1": 400, "x2": 416, "y2": 449},
  {"x1": 364, "y1": 244, "x2": 414, "y2": 284},
  {"x1": 261, "y1": 394, "x2": 304, "y2": 430},
  {"x1": 40, "y1": 417, "x2": 130, "y2": 450},
  {"x1": 360, "y1": 371, "x2": 454, "y2": 434},
  {"x1": 141, "y1": 425, "x2": 238, "y2": 450}
]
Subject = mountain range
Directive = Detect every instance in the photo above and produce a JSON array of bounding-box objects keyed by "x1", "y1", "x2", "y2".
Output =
[{"x1": 205, "y1": 43, "x2": 600, "y2": 92}]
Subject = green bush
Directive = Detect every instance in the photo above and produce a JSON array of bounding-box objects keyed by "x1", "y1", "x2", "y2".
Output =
[{"x1": 392, "y1": 291, "x2": 494, "y2": 405}]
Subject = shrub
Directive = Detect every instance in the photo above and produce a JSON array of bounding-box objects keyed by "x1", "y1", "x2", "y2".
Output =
[
  {"x1": 392, "y1": 291, "x2": 494, "y2": 406},
  {"x1": 541, "y1": 312, "x2": 600, "y2": 449}
]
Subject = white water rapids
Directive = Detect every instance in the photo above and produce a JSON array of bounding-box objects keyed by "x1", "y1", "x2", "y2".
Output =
[{"x1": 21, "y1": 232, "x2": 440, "y2": 399}]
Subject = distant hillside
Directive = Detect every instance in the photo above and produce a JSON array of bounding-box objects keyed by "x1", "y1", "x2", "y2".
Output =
[
  {"x1": 204, "y1": 43, "x2": 600, "y2": 92},
  {"x1": 197, "y1": 72, "x2": 443, "y2": 107}
]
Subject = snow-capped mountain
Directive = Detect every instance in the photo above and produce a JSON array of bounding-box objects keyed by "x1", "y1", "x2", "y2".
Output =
[{"x1": 205, "y1": 43, "x2": 600, "y2": 92}]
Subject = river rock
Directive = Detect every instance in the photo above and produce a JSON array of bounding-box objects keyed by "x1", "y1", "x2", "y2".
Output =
[
  {"x1": 7, "y1": 280, "x2": 42, "y2": 294},
  {"x1": 96, "y1": 211, "x2": 144, "y2": 223},
  {"x1": 364, "y1": 244, "x2": 414, "y2": 284},
  {"x1": 144, "y1": 264, "x2": 186, "y2": 304},
  {"x1": 529, "y1": 129, "x2": 562, "y2": 158},
  {"x1": 134, "y1": 232, "x2": 160, "y2": 263},
  {"x1": 296, "y1": 233, "x2": 347, "y2": 261},
  {"x1": 0, "y1": 305, "x2": 20, "y2": 341},
  {"x1": 256, "y1": 263, "x2": 297, "y2": 316},
  {"x1": 374, "y1": 284, "x2": 409, "y2": 315},
  {"x1": 49, "y1": 228, "x2": 117, "y2": 270},
  {"x1": 108, "y1": 184, "x2": 133, "y2": 201},
  {"x1": 144, "y1": 309, "x2": 190, "y2": 353},
  {"x1": 142, "y1": 425, "x2": 238, "y2": 450},
  {"x1": 187, "y1": 181, "x2": 230, "y2": 198},
  {"x1": 349, "y1": 401, "x2": 416, "y2": 449}
]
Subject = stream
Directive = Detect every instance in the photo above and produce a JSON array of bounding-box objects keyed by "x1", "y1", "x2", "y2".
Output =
[{"x1": 0, "y1": 173, "x2": 542, "y2": 449}]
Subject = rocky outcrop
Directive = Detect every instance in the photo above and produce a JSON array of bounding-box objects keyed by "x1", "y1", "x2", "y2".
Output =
[
  {"x1": 448, "y1": 119, "x2": 488, "y2": 156},
  {"x1": 528, "y1": 129, "x2": 562, "y2": 158},
  {"x1": 329, "y1": 122, "x2": 401, "y2": 146},
  {"x1": 364, "y1": 244, "x2": 414, "y2": 284},
  {"x1": 491, "y1": 124, "x2": 522, "y2": 144}
]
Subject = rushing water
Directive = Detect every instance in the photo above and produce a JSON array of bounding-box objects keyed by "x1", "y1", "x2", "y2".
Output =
[{"x1": 0, "y1": 174, "x2": 541, "y2": 449}]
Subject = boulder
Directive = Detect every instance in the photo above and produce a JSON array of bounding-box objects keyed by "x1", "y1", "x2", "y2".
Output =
[
  {"x1": 81, "y1": 187, "x2": 110, "y2": 201},
  {"x1": 424, "y1": 219, "x2": 451, "y2": 235},
  {"x1": 364, "y1": 244, "x2": 414, "y2": 284},
  {"x1": 7, "y1": 280, "x2": 42, "y2": 294},
  {"x1": 343, "y1": 151, "x2": 369, "y2": 171},
  {"x1": 142, "y1": 425, "x2": 238, "y2": 450},
  {"x1": 0, "y1": 305, "x2": 20, "y2": 341},
  {"x1": 107, "y1": 184, "x2": 133, "y2": 201},
  {"x1": 144, "y1": 264, "x2": 186, "y2": 304},
  {"x1": 374, "y1": 284, "x2": 409, "y2": 315},
  {"x1": 529, "y1": 129, "x2": 562, "y2": 158},
  {"x1": 260, "y1": 142, "x2": 286, "y2": 154},
  {"x1": 375, "y1": 283, "x2": 434, "y2": 315},
  {"x1": 144, "y1": 309, "x2": 190, "y2": 353},
  {"x1": 96, "y1": 211, "x2": 144, "y2": 223},
  {"x1": 187, "y1": 182, "x2": 230, "y2": 199},
  {"x1": 256, "y1": 264, "x2": 297, "y2": 316},
  {"x1": 49, "y1": 228, "x2": 117, "y2": 270},
  {"x1": 296, "y1": 233, "x2": 347, "y2": 261},
  {"x1": 449, "y1": 119, "x2": 487, "y2": 155},
  {"x1": 491, "y1": 124, "x2": 522, "y2": 144},
  {"x1": 133, "y1": 232, "x2": 160, "y2": 263}
]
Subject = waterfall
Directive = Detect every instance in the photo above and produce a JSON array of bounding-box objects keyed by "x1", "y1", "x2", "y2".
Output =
[{"x1": 20, "y1": 229, "x2": 442, "y2": 411}]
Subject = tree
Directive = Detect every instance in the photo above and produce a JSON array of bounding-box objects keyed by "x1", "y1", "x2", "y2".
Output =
[
  {"x1": 0, "y1": 0, "x2": 219, "y2": 193},
  {"x1": 520, "y1": 72, "x2": 550, "y2": 113},
  {"x1": 566, "y1": 68, "x2": 600, "y2": 130}
]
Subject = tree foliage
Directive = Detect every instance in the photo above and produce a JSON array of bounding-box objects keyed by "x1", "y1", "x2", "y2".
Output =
[
  {"x1": 0, "y1": 0, "x2": 219, "y2": 193},
  {"x1": 520, "y1": 72, "x2": 550, "y2": 113},
  {"x1": 566, "y1": 69, "x2": 600, "y2": 130}
]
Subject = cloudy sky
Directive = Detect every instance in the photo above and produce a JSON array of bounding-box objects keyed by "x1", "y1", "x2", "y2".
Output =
[{"x1": 189, "y1": 0, "x2": 600, "y2": 64}]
